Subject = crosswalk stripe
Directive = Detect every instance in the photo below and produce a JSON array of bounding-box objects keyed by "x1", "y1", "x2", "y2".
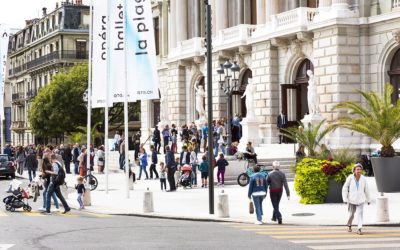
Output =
[
  {"x1": 265, "y1": 233, "x2": 400, "y2": 239},
  {"x1": 0, "y1": 244, "x2": 15, "y2": 250},
  {"x1": 291, "y1": 237, "x2": 400, "y2": 244},
  {"x1": 241, "y1": 227, "x2": 384, "y2": 231},
  {"x1": 21, "y1": 212, "x2": 44, "y2": 217},
  {"x1": 58, "y1": 213, "x2": 79, "y2": 217},
  {"x1": 256, "y1": 229, "x2": 400, "y2": 235},
  {"x1": 308, "y1": 243, "x2": 400, "y2": 249},
  {"x1": 0, "y1": 212, "x2": 7, "y2": 217}
]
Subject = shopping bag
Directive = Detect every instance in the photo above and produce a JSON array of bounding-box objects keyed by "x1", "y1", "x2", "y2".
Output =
[{"x1": 249, "y1": 201, "x2": 254, "y2": 214}]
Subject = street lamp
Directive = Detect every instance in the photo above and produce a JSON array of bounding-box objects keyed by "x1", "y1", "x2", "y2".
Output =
[{"x1": 217, "y1": 60, "x2": 240, "y2": 156}]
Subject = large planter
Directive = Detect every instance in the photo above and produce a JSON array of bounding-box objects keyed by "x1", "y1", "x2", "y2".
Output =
[
  {"x1": 371, "y1": 156, "x2": 400, "y2": 193},
  {"x1": 324, "y1": 178, "x2": 343, "y2": 203}
]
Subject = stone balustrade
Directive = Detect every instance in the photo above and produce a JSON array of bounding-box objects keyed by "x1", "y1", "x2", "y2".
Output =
[
  {"x1": 168, "y1": 37, "x2": 204, "y2": 60},
  {"x1": 272, "y1": 7, "x2": 318, "y2": 32},
  {"x1": 213, "y1": 24, "x2": 256, "y2": 50}
]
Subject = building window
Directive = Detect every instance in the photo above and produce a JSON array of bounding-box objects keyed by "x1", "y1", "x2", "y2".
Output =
[
  {"x1": 75, "y1": 40, "x2": 87, "y2": 59},
  {"x1": 389, "y1": 48, "x2": 400, "y2": 103},
  {"x1": 154, "y1": 17, "x2": 160, "y2": 56},
  {"x1": 307, "y1": 0, "x2": 317, "y2": 8}
]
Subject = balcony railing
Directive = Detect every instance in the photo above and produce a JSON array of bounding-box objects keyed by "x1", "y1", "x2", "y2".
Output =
[
  {"x1": 272, "y1": 7, "x2": 318, "y2": 32},
  {"x1": 214, "y1": 24, "x2": 256, "y2": 49},
  {"x1": 12, "y1": 93, "x2": 25, "y2": 102},
  {"x1": 12, "y1": 121, "x2": 26, "y2": 129},
  {"x1": 169, "y1": 37, "x2": 204, "y2": 59},
  {"x1": 394, "y1": 0, "x2": 400, "y2": 8},
  {"x1": 26, "y1": 89, "x2": 37, "y2": 99},
  {"x1": 26, "y1": 50, "x2": 88, "y2": 70}
]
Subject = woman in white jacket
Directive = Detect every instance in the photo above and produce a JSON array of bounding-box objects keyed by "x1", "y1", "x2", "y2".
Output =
[{"x1": 342, "y1": 163, "x2": 371, "y2": 235}]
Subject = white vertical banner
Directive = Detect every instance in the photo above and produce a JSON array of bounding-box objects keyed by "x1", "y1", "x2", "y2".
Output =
[
  {"x1": 125, "y1": 0, "x2": 159, "y2": 100},
  {"x1": 109, "y1": 0, "x2": 135, "y2": 103},
  {"x1": 0, "y1": 24, "x2": 10, "y2": 120},
  {"x1": 91, "y1": 0, "x2": 112, "y2": 108}
]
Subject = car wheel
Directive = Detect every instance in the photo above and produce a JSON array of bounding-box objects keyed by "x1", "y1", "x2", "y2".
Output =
[{"x1": 10, "y1": 207, "x2": 15, "y2": 212}]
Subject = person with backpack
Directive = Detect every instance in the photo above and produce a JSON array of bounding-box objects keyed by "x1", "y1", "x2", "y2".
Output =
[{"x1": 43, "y1": 154, "x2": 70, "y2": 215}]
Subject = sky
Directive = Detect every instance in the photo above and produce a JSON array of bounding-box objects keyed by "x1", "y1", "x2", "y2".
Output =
[{"x1": 0, "y1": 0, "x2": 89, "y2": 29}]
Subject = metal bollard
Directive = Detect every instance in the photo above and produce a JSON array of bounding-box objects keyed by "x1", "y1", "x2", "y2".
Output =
[
  {"x1": 83, "y1": 187, "x2": 91, "y2": 206},
  {"x1": 129, "y1": 174, "x2": 134, "y2": 190},
  {"x1": 217, "y1": 190, "x2": 229, "y2": 218},
  {"x1": 376, "y1": 196, "x2": 389, "y2": 222},
  {"x1": 143, "y1": 188, "x2": 154, "y2": 213}
]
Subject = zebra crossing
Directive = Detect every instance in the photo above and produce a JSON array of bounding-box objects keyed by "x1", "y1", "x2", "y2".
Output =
[
  {"x1": 225, "y1": 223, "x2": 400, "y2": 249},
  {"x1": 0, "y1": 209, "x2": 113, "y2": 218}
]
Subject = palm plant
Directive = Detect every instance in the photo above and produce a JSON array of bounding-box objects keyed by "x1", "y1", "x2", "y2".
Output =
[
  {"x1": 282, "y1": 120, "x2": 331, "y2": 157},
  {"x1": 331, "y1": 84, "x2": 400, "y2": 157}
]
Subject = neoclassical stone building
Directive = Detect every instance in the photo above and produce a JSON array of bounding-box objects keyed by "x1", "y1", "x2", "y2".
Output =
[
  {"x1": 143, "y1": 0, "x2": 400, "y2": 149},
  {"x1": 7, "y1": 1, "x2": 89, "y2": 145}
]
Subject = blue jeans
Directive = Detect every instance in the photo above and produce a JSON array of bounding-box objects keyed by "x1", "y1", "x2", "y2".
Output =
[
  {"x1": 191, "y1": 164, "x2": 198, "y2": 185},
  {"x1": 252, "y1": 195, "x2": 265, "y2": 222},
  {"x1": 43, "y1": 185, "x2": 59, "y2": 209},
  {"x1": 270, "y1": 192, "x2": 283, "y2": 220},
  {"x1": 139, "y1": 165, "x2": 149, "y2": 179},
  {"x1": 74, "y1": 161, "x2": 79, "y2": 175},
  {"x1": 46, "y1": 182, "x2": 70, "y2": 213},
  {"x1": 28, "y1": 169, "x2": 36, "y2": 182},
  {"x1": 77, "y1": 193, "x2": 84, "y2": 208}
]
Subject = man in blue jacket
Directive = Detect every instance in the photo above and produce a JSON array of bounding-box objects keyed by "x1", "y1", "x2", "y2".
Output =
[
  {"x1": 248, "y1": 165, "x2": 268, "y2": 225},
  {"x1": 165, "y1": 146, "x2": 176, "y2": 191}
]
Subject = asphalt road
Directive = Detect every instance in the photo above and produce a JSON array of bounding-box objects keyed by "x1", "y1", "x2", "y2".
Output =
[{"x1": 0, "y1": 177, "x2": 305, "y2": 250}]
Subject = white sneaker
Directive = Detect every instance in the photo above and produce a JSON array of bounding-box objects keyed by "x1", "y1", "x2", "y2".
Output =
[
  {"x1": 254, "y1": 221, "x2": 263, "y2": 225},
  {"x1": 38, "y1": 207, "x2": 45, "y2": 211},
  {"x1": 53, "y1": 208, "x2": 60, "y2": 212}
]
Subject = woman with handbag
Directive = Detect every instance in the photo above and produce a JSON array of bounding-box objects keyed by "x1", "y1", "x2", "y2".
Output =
[{"x1": 248, "y1": 165, "x2": 268, "y2": 225}]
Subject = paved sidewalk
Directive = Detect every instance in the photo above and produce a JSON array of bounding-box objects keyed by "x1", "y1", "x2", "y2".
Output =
[{"x1": 62, "y1": 170, "x2": 400, "y2": 226}]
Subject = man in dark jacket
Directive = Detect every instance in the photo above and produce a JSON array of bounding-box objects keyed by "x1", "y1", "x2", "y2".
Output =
[
  {"x1": 72, "y1": 143, "x2": 81, "y2": 175},
  {"x1": 61, "y1": 144, "x2": 72, "y2": 174},
  {"x1": 149, "y1": 145, "x2": 159, "y2": 179},
  {"x1": 277, "y1": 111, "x2": 288, "y2": 144},
  {"x1": 179, "y1": 146, "x2": 190, "y2": 166},
  {"x1": 165, "y1": 146, "x2": 176, "y2": 191},
  {"x1": 25, "y1": 150, "x2": 38, "y2": 182},
  {"x1": 3, "y1": 144, "x2": 12, "y2": 157},
  {"x1": 267, "y1": 161, "x2": 290, "y2": 224},
  {"x1": 153, "y1": 126, "x2": 161, "y2": 154}
]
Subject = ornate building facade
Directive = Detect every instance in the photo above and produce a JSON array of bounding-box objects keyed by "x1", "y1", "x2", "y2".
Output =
[
  {"x1": 7, "y1": 1, "x2": 89, "y2": 146},
  {"x1": 142, "y1": 0, "x2": 400, "y2": 149}
]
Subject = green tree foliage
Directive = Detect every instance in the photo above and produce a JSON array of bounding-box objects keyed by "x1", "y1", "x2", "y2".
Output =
[
  {"x1": 29, "y1": 64, "x2": 141, "y2": 141},
  {"x1": 331, "y1": 84, "x2": 400, "y2": 157}
]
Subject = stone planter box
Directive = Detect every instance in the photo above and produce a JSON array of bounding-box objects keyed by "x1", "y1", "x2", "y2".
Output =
[
  {"x1": 371, "y1": 156, "x2": 400, "y2": 193},
  {"x1": 324, "y1": 178, "x2": 343, "y2": 203}
]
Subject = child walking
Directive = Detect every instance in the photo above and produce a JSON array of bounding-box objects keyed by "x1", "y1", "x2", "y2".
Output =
[
  {"x1": 216, "y1": 153, "x2": 229, "y2": 187},
  {"x1": 75, "y1": 176, "x2": 86, "y2": 210},
  {"x1": 159, "y1": 162, "x2": 167, "y2": 191},
  {"x1": 171, "y1": 131, "x2": 177, "y2": 154},
  {"x1": 199, "y1": 156, "x2": 209, "y2": 188}
]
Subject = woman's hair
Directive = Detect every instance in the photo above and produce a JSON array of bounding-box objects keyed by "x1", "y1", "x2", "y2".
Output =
[
  {"x1": 42, "y1": 157, "x2": 52, "y2": 173},
  {"x1": 352, "y1": 163, "x2": 363, "y2": 173}
]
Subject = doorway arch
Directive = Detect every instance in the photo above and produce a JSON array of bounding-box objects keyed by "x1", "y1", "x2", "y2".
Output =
[
  {"x1": 389, "y1": 48, "x2": 400, "y2": 103},
  {"x1": 281, "y1": 59, "x2": 314, "y2": 125},
  {"x1": 232, "y1": 68, "x2": 252, "y2": 118}
]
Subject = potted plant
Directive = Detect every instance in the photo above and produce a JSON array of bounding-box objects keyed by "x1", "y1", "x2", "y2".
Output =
[
  {"x1": 321, "y1": 161, "x2": 352, "y2": 203},
  {"x1": 332, "y1": 84, "x2": 400, "y2": 192}
]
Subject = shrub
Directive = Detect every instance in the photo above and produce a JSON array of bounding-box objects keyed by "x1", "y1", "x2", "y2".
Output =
[{"x1": 294, "y1": 158, "x2": 328, "y2": 204}]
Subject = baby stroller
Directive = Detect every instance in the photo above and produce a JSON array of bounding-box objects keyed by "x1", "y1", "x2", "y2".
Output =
[
  {"x1": 3, "y1": 182, "x2": 32, "y2": 212},
  {"x1": 180, "y1": 164, "x2": 192, "y2": 188}
]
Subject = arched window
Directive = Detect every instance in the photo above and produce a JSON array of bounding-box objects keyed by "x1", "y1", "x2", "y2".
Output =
[
  {"x1": 389, "y1": 48, "x2": 400, "y2": 103},
  {"x1": 232, "y1": 69, "x2": 252, "y2": 118}
]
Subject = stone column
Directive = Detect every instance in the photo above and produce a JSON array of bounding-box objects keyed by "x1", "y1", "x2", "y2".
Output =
[
  {"x1": 215, "y1": 0, "x2": 228, "y2": 31},
  {"x1": 243, "y1": 0, "x2": 251, "y2": 24},
  {"x1": 313, "y1": 0, "x2": 332, "y2": 22},
  {"x1": 194, "y1": 0, "x2": 201, "y2": 37},
  {"x1": 332, "y1": 0, "x2": 350, "y2": 9},
  {"x1": 176, "y1": 0, "x2": 188, "y2": 42},
  {"x1": 256, "y1": 0, "x2": 266, "y2": 24},
  {"x1": 161, "y1": 0, "x2": 169, "y2": 56},
  {"x1": 236, "y1": 0, "x2": 244, "y2": 25},
  {"x1": 319, "y1": 0, "x2": 332, "y2": 10},
  {"x1": 169, "y1": 0, "x2": 177, "y2": 49},
  {"x1": 265, "y1": 0, "x2": 280, "y2": 23},
  {"x1": 331, "y1": 0, "x2": 357, "y2": 17}
]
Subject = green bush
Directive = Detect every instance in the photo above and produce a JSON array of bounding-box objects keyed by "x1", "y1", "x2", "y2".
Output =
[
  {"x1": 333, "y1": 164, "x2": 353, "y2": 183},
  {"x1": 294, "y1": 158, "x2": 328, "y2": 204}
]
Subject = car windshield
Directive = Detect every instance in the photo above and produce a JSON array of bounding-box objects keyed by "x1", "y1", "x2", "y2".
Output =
[{"x1": 0, "y1": 156, "x2": 8, "y2": 162}]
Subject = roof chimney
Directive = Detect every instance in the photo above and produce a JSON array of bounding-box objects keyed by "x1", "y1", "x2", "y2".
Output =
[{"x1": 42, "y1": 7, "x2": 47, "y2": 17}]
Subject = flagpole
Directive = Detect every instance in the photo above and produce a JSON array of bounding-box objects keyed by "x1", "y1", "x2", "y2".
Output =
[
  {"x1": 105, "y1": 0, "x2": 112, "y2": 195},
  {"x1": 124, "y1": 0, "x2": 130, "y2": 198},
  {"x1": 86, "y1": 0, "x2": 93, "y2": 203}
]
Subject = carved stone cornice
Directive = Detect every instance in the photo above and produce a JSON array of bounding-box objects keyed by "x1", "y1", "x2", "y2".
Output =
[
  {"x1": 296, "y1": 32, "x2": 313, "y2": 43},
  {"x1": 270, "y1": 38, "x2": 289, "y2": 48},
  {"x1": 193, "y1": 56, "x2": 205, "y2": 65},
  {"x1": 238, "y1": 45, "x2": 252, "y2": 55},
  {"x1": 218, "y1": 50, "x2": 235, "y2": 61},
  {"x1": 393, "y1": 29, "x2": 400, "y2": 44}
]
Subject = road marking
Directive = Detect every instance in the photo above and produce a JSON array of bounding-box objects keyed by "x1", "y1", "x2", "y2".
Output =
[
  {"x1": 21, "y1": 212, "x2": 44, "y2": 217},
  {"x1": 266, "y1": 233, "x2": 400, "y2": 239},
  {"x1": 257, "y1": 229, "x2": 400, "y2": 235},
  {"x1": 308, "y1": 243, "x2": 400, "y2": 249},
  {"x1": 58, "y1": 213, "x2": 79, "y2": 217},
  {"x1": 0, "y1": 211, "x2": 8, "y2": 217},
  {"x1": 0, "y1": 244, "x2": 14, "y2": 250},
  {"x1": 291, "y1": 237, "x2": 400, "y2": 244}
]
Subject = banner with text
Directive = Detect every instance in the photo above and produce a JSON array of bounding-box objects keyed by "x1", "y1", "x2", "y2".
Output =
[
  {"x1": 125, "y1": 0, "x2": 159, "y2": 100},
  {"x1": 109, "y1": 0, "x2": 136, "y2": 103},
  {"x1": 0, "y1": 24, "x2": 10, "y2": 120},
  {"x1": 91, "y1": 0, "x2": 112, "y2": 108}
]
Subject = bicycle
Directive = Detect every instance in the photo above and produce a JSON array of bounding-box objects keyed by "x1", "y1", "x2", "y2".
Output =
[
  {"x1": 237, "y1": 159, "x2": 270, "y2": 187},
  {"x1": 83, "y1": 173, "x2": 98, "y2": 191}
]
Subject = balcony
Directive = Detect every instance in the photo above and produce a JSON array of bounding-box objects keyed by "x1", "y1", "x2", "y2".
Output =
[
  {"x1": 214, "y1": 24, "x2": 256, "y2": 50},
  {"x1": 26, "y1": 89, "x2": 37, "y2": 99},
  {"x1": 12, "y1": 121, "x2": 26, "y2": 130},
  {"x1": 26, "y1": 50, "x2": 88, "y2": 71},
  {"x1": 12, "y1": 93, "x2": 25, "y2": 103},
  {"x1": 169, "y1": 37, "x2": 204, "y2": 60}
]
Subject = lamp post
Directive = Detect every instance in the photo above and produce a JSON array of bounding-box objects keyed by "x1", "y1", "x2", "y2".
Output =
[{"x1": 217, "y1": 60, "x2": 240, "y2": 156}]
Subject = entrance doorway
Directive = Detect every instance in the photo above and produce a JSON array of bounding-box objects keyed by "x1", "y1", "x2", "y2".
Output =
[
  {"x1": 231, "y1": 69, "x2": 251, "y2": 118},
  {"x1": 281, "y1": 59, "x2": 314, "y2": 127},
  {"x1": 389, "y1": 48, "x2": 400, "y2": 103}
]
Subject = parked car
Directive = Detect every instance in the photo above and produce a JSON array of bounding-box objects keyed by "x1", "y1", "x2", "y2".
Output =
[{"x1": 0, "y1": 154, "x2": 16, "y2": 179}]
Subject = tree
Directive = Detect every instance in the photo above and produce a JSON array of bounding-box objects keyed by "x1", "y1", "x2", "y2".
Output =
[{"x1": 331, "y1": 84, "x2": 400, "y2": 157}]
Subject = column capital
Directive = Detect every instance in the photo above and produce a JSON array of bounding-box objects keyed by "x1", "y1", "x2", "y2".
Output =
[{"x1": 393, "y1": 29, "x2": 400, "y2": 44}]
